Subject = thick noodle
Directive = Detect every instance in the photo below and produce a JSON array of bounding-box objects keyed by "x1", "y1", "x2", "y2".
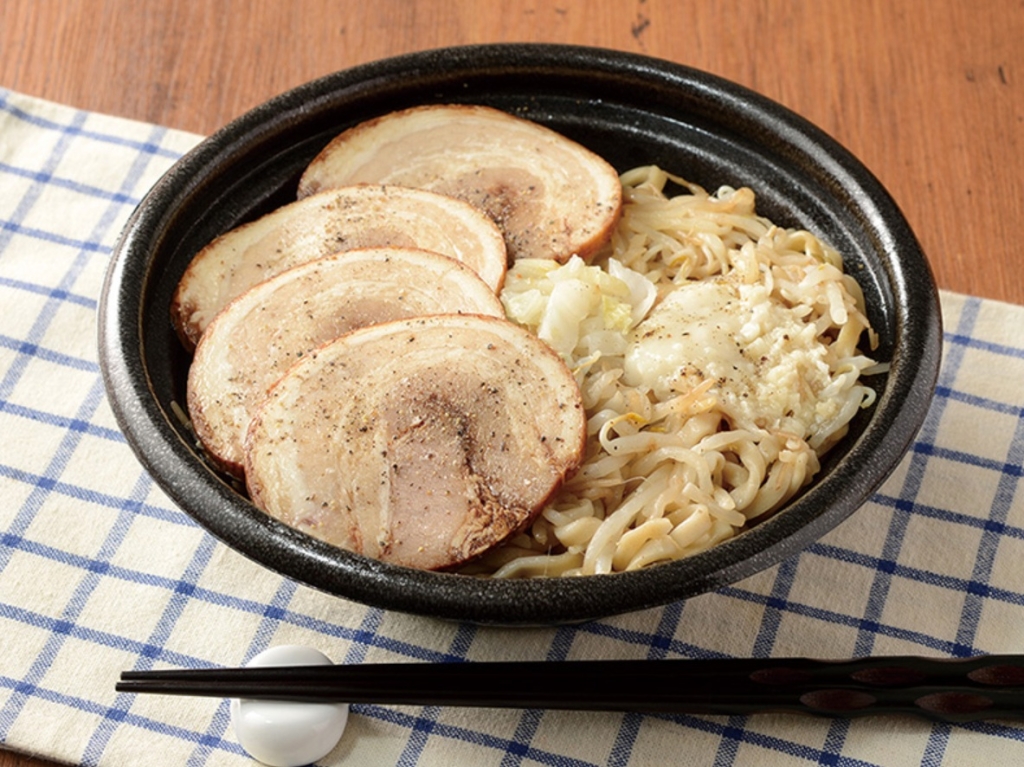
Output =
[{"x1": 468, "y1": 166, "x2": 881, "y2": 578}]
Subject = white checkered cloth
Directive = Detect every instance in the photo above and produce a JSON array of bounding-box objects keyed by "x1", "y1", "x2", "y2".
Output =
[{"x1": 2, "y1": 87, "x2": 1023, "y2": 767}]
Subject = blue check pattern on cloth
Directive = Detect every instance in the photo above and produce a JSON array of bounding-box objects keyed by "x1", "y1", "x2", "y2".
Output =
[{"x1": 1, "y1": 87, "x2": 1023, "y2": 767}]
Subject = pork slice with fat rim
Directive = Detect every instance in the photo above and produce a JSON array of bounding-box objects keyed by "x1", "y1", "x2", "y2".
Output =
[
  {"x1": 188, "y1": 247, "x2": 505, "y2": 479},
  {"x1": 171, "y1": 184, "x2": 508, "y2": 350},
  {"x1": 297, "y1": 104, "x2": 623, "y2": 265},
  {"x1": 244, "y1": 313, "x2": 587, "y2": 571}
]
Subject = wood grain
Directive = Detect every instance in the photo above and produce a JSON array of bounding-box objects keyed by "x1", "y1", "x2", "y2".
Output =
[{"x1": 0, "y1": 1, "x2": 1022, "y2": 765}]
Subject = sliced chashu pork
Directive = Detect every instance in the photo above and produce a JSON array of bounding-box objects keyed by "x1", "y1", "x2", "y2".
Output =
[
  {"x1": 188, "y1": 247, "x2": 505, "y2": 479},
  {"x1": 244, "y1": 313, "x2": 587, "y2": 571},
  {"x1": 171, "y1": 184, "x2": 507, "y2": 350},
  {"x1": 297, "y1": 104, "x2": 623, "y2": 264}
]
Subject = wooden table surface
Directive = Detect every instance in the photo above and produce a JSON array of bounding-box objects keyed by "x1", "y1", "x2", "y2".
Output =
[{"x1": 1, "y1": 1, "x2": 1021, "y2": 764}]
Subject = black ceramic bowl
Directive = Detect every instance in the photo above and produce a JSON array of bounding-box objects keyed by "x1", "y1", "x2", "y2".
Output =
[{"x1": 98, "y1": 44, "x2": 941, "y2": 625}]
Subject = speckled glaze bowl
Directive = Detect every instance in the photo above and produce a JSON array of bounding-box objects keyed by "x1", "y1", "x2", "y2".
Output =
[{"x1": 98, "y1": 44, "x2": 942, "y2": 624}]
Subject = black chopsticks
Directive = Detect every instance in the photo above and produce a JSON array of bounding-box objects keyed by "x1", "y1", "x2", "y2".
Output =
[{"x1": 115, "y1": 655, "x2": 1024, "y2": 722}]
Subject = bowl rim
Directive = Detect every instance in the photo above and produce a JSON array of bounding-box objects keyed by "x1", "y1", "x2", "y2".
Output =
[{"x1": 98, "y1": 43, "x2": 942, "y2": 624}]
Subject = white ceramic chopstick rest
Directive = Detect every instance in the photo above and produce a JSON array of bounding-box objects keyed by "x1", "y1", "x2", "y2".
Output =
[{"x1": 229, "y1": 645, "x2": 349, "y2": 767}]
